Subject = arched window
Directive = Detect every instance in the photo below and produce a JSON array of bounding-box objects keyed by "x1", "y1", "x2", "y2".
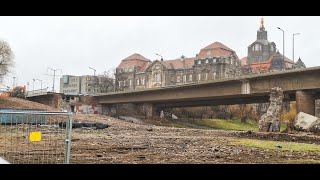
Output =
[
  {"x1": 255, "y1": 44, "x2": 260, "y2": 51},
  {"x1": 189, "y1": 74, "x2": 193, "y2": 81},
  {"x1": 136, "y1": 79, "x2": 140, "y2": 86},
  {"x1": 177, "y1": 75, "x2": 181, "y2": 82},
  {"x1": 205, "y1": 73, "x2": 208, "y2": 80},
  {"x1": 154, "y1": 73, "x2": 161, "y2": 82},
  {"x1": 212, "y1": 72, "x2": 217, "y2": 79},
  {"x1": 198, "y1": 74, "x2": 201, "y2": 81},
  {"x1": 270, "y1": 45, "x2": 274, "y2": 52}
]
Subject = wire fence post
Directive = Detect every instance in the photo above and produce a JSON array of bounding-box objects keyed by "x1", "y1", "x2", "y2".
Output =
[{"x1": 65, "y1": 113, "x2": 73, "y2": 164}]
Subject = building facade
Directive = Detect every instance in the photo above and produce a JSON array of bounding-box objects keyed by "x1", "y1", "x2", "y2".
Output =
[
  {"x1": 115, "y1": 42, "x2": 241, "y2": 91},
  {"x1": 60, "y1": 75, "x2": 114, "y2": 95},
  {"x1": 240, "y1": 17, "x2": 306, "y2": 73}
]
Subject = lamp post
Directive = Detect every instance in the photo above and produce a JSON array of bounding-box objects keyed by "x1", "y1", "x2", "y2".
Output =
[
  {"x1": 89, "y1": 67, "x2": 97, "y2": 93},
  {"x1": 36, "y1": 79, "x2": 42, "y2": 92},
  {"x1": 47, "y1": 67, "x2": 62, "y2": 92},
  {"x1": 32, "y1": 79, "x2": 35, "y2": 93},
  {"x1": 277, "y1": 27, "x2": 285, "y2": 70},
  {"x1": 293, "y1": 33, "x2": 300, "y2": 63},
  {"x1": 89, "y1": 67, "x2": 96, "y2": 76}
]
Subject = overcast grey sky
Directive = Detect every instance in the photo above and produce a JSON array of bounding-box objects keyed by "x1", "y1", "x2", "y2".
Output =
[{"x1": 0, "y1": 16, "x2": 319, "y2": 92}]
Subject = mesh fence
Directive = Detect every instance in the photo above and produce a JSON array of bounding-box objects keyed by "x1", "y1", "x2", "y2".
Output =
[{"x1": 0, "y1": 111, "x2": 72, "y2": 164}]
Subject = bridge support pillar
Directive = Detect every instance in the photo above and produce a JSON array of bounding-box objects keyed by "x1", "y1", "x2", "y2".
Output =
[
  {"x1": 101, "y1": 105, "x2": 117, "y2": 116},
  {"x1": 296, "y1": 90, "x2": 315, "y2": 116},
  {"x1": 144, "y1": 103, "x2": 158, "y2": 119}
]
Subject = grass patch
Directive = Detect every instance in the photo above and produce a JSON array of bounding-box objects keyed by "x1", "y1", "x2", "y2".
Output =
[
  {"x1": 230, "y1": 138, "x2": 320, "y2": 152},
  {"x1": 164, "y1": 118, "x2": 287, "y2": 132},
  {"x1": 194, "y1": 119, "x2": 258, "y2": 131}
]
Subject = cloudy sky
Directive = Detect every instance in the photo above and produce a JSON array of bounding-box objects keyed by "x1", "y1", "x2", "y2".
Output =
[{"x1": 0, "y1": 16, "x2": 319, "y2": 92}]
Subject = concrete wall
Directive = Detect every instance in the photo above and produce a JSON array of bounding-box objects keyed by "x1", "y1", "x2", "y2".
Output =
[
  {"x1": 75, "y1": 104, "x2": 102, "y2": 114},
  {"x1": 27, "y1": 93, "x2": 63, "y2": 109}
]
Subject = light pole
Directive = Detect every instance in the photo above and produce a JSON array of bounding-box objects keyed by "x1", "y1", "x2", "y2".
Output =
[
  {"x1": 32, "y1": 79, "x2": 35, "y2": 93},
  {"x1": 277, "y1": 27, "x2": 285, "y2": 70},
  {"x1": 89, "y1": 67, "x2": 97, "y2": 93},
  {"x1": 89, "y1": 67, "x2": 96, "y2": 76},
  {"x1": 47, "y1": 67, "x2": 62, "y2": 92},
  {"x1": 293, "y1": 33, "x2": 300, "y2": 63},
  {"x1": 36, "y1": 79, "x2": 43, "y2": 92}
]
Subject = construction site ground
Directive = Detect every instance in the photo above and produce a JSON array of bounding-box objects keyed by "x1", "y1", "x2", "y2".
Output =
[
  {"x1": 1, "y1": 97, "x2": 320, "y2": 164},
  {"x1": 71, "y1": 114, "x2": 320, "y2": 164}
]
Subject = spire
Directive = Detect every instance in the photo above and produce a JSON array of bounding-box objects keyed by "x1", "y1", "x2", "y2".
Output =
[{"x1": 259, "y1": 16, "x2": 265, "y2": 31}]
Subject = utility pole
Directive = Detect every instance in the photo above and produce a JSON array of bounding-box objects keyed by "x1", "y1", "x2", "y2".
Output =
[
  {"x1": 47, "y1": 67, "x2": 62, "y2": 92},
  {"x1": 36, "y1": 79, "x2": 43, "y2": 92}
]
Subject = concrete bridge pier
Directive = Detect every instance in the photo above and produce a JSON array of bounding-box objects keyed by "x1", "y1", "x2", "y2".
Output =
[
  {"x1": 143, "y1": 103, "x2": 158, "y2": 119},
  {"x1": 101, "y1": 104, "x2": 117, "y2": 116},
  {"x1": 296, "y1": 90, "x2": 315, "y2": 116}
]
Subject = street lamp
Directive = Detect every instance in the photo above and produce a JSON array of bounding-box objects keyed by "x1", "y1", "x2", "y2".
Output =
[
  {"x1": 277, "y1": 27, "x2": 285, "y2": 70},
  {"x1": 89, "y1": 67, "x2": 96, "y2": 76},
  {"x1": 32, "y1": 79, "x2": 35, "y2": 93},
  {"x1": 36, "y1": 79, "x2": 43, "y2": 92},
  {"x1": 293, "y1": 33, "x2": 301, "y2": 63}
]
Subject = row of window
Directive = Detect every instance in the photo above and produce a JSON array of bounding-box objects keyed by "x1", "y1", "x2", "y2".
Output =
[
  {"x1": 196, "y1": 58, "x2": 238, "y2": 65},
  {"x1": 63, "y1": 89, "x2": 77, "y2": 93},
  {"x1": 63, "y1": 84, "x2": 78, "y2": 88},
  {"x1": 136, "y1": 78, "x2": 146, "y2": 86},
  {"x1": 176, "y1": 73, "x2": 218, "y2": 82},
  {"x1": 70, "y1": 78, "x2": 79, "y2": 82},
  {"x1": 118, "y1": 78, "x2": 146, "y2": 87},
  {"x1": 252, "y1": 44, "x2": 274, "y2": 52},
  {"x1": 119, "y1": 72, "x2": 219, "y2": 87}
]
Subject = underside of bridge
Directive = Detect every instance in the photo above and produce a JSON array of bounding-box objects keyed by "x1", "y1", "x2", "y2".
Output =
[{"x1": 96, "y1": 67, "x2": 320, "y2": 118}]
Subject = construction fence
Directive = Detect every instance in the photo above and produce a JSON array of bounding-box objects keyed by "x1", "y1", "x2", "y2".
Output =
[{"x1": 0, "y1": 109, "x2": 73, "y2": 164}]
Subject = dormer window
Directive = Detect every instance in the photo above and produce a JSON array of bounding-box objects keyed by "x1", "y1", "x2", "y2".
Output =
[{"x1": 270, "y1": 45, "x2": 274, "y2": 52}]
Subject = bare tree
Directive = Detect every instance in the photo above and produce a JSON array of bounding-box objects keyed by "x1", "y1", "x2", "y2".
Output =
[
  {"x1": 236, "y1": 104, "x2": 254, "y2": 123},
  {"x1": 89, "y1": 68, "x2": 115, "y2": 94},
  {"x1": 0, "y1": 40, "x2": 14, "y2": 78}
]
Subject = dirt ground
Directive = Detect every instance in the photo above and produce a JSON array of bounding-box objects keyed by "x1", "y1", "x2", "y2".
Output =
[{"x1": 70, "y1": 114, "x2": 320, "y2": 164}]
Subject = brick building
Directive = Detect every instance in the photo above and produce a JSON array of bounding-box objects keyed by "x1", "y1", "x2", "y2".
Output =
[{"x1": 115, "y1": 42, "x2": 241, "y2": 91}]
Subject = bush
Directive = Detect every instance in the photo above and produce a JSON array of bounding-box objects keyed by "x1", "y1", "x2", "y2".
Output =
[{"x1": 282, "y1": 108, "x2": 297, "y2": 123}]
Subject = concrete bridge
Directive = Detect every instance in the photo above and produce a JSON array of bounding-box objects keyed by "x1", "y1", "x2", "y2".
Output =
[{"x1": 96, "y1": 66, "x2": 320, "y2": 118}]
